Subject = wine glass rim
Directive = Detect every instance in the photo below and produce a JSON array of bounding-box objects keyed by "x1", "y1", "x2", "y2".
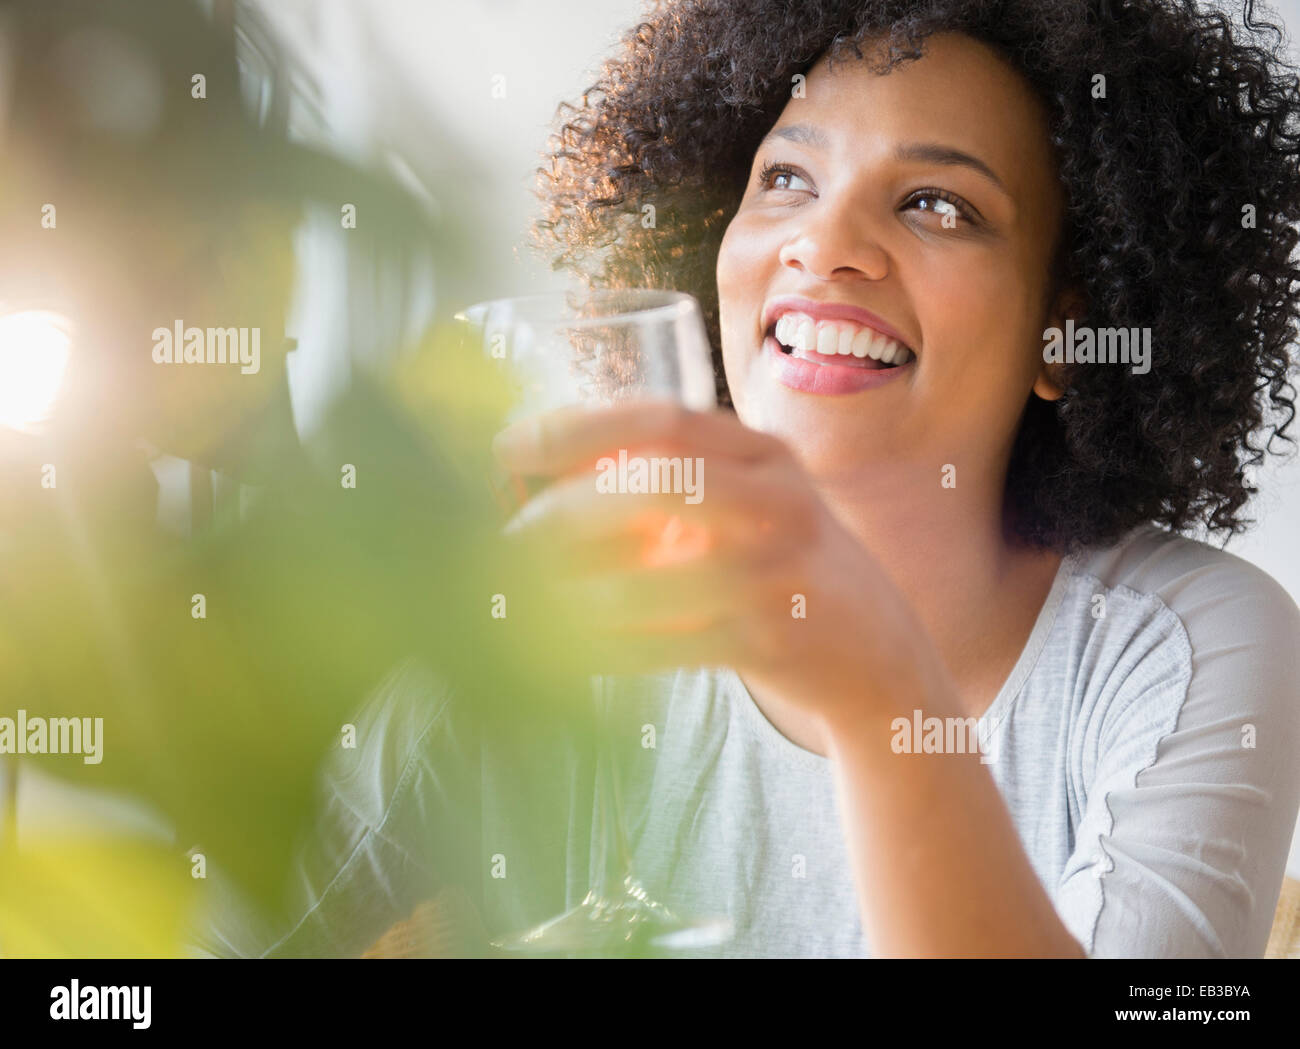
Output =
[{"x1": 453, "y1": 289, "x2": 698, "y2": 328}]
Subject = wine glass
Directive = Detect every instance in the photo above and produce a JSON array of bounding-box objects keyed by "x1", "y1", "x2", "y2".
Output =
[{"x1": 455, "y1": 288, "x2": 733, "y2": 956}]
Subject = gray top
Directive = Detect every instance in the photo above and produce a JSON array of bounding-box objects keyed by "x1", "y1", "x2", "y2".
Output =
[{"x1": 201, "y1": 524, "x2": 1300, "y2": 958}]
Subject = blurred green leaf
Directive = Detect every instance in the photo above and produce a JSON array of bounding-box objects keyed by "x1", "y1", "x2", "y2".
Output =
[{"x1": 0, "y1": 837, "x2": 195, "y2": 957}]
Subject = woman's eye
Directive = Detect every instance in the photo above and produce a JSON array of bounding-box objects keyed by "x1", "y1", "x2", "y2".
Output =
[
  {"x1": 757, "y1": 162, "x2": 812, "y2": 193},
  {"x1": 904, "y1": 190, "x2": 979, "y2": 226}
]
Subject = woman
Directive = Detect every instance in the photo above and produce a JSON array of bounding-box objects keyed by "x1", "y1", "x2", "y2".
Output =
[{"x1": 211, "y1": 0, "x2": 1300, "y2": 958}]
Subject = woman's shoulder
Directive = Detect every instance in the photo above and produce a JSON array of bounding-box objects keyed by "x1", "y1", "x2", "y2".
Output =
[
  {"x1": 1068, "y1": 523, "x2": 1300, "y2": 653},
  {"x1": 1047, "y1": 524, "x2": 1300, "y2": 778},
  {"x1": 1048, "y1": 526, "x2": 1300, "y2": 958}
]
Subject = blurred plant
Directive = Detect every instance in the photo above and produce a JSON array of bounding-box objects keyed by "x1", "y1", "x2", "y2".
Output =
[{"x1": 0, "y1": 0, "x2": 597, "y2": 955}]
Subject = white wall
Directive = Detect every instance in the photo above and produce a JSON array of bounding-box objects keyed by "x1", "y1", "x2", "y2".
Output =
[{"x1": 254, "y1": 0, "x2": 648, "y2": 305}]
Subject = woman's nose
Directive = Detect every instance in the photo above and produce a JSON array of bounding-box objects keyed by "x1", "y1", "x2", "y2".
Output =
[{"x1": 777, "y1": 207, "x2": 890, "y2": 282}]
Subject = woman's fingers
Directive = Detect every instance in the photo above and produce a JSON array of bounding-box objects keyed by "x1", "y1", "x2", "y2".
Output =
[
  {"x1": 501, "y1": 455, "x2": 797, "y2": 553},
  {"x1": 491, "y1": 400, "x2": 790, "y2": 477},
  {"x1": 487, "y1": 399, "x2": 830, "y2": 680}
]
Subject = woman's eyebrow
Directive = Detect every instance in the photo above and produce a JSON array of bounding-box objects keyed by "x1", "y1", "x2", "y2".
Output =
[
  {"x1": 760, "y1": 123, "x2": 831, "y2": 150},
  {"x1": 894, "y1": 142, "x2": 1008, "y2": 193},
  {"x1": 760, "y1": 126, "x2": 1009, "y2": 196}
]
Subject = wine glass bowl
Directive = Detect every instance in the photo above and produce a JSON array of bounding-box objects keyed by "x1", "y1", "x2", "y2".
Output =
[{"x1": 455, "y1": 289, "x2": 717, "y2": 420}]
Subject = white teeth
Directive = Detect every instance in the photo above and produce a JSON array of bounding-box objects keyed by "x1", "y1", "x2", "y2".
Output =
[
  {"x1": 796, "y1": 317, "x2": 814, "y2": 351},
  {"x1": 770, "y1": 309, "x2": 912, "y2": 364}
]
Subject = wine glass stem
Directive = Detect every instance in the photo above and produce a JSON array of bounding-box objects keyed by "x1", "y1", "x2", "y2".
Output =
[{"x1": 592, "y1": 675, "x2": 636, "y2": 896}]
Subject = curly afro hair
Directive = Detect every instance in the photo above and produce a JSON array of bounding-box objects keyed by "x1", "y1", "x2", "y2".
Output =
[{"x1": 531, "y1": 0, "x2": 1300, "y2": 551}]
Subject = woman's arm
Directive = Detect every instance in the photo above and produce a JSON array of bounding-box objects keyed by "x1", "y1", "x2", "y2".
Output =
[{"x1": 819, "y1": 647, "x2": 1085, "y2": 957}]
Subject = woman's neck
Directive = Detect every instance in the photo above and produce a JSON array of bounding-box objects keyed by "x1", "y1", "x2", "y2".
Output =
[{"x1": 815, "y1": 465, "x2": 1062, "y2": 717}]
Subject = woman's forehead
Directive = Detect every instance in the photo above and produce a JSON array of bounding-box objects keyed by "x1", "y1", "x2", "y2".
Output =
[
  {"x1": 771, "y1": 33, "x2": 1060, "y2": 196},
  {"x1": 794, "y1": 33, "x2": 1051, "y2": 140}
]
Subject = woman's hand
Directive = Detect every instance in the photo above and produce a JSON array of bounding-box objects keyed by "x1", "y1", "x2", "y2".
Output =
[
  {"x1": 492, "y1": 399, "x2": 932, "y2": 729},
  {"x1": 494, "y1": 399, "x2": 1088, "y2": 959}
]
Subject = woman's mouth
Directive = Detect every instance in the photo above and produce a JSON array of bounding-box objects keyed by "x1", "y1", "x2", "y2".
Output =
[{"x1": 764, "y1": 312, "x2": 915, "y2": 395}]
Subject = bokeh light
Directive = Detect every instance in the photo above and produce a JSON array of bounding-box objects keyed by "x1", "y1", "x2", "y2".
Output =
[{"x1": 0, "y1": 309, "x2": 73, "y2": 433}]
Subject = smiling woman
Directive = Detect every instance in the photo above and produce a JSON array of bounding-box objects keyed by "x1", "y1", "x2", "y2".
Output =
[
  {"x1": 534, "y1": 0, "x2": 1300, "y2": 552},
  {"x1": 210, "y1": 0, "x2": 1300, "y2": 961},
  {"x1": 513, "y1": 0, "x2": 1300, "y2": 958},
  {"x1": 718, "y1": 33, "x2": 1069, "y2": 473}
]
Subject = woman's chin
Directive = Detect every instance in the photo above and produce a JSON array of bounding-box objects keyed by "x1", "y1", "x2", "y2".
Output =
[{"x1": 732, "y1": 408, "x2": 900, "y2": 482}]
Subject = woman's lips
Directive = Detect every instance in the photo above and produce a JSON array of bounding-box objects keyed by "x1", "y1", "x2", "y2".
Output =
[{"x1": 764, "y1": 335, "x2": 913, "y2": 395}]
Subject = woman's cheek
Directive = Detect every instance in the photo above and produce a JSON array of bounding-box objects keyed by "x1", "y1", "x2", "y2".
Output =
[
  {"x1": 716, "y1": 219, "x2": 758, "y2": 312},
  {"x1": 715, "y1": 216, "x2": 768, "y2": 397},
  {"x1": 914, "y1": 256, "x2": 1016, "y2": 373}
]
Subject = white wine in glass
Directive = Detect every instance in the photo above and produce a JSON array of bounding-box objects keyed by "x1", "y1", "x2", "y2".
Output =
[{"x1": 455, "y1": 288, "x2": 733, "y2": 956}]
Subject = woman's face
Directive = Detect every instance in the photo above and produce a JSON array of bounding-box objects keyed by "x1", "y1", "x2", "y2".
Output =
[{"x1": 717, "y1": 32, "x2": 1068, "y2": 490}]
